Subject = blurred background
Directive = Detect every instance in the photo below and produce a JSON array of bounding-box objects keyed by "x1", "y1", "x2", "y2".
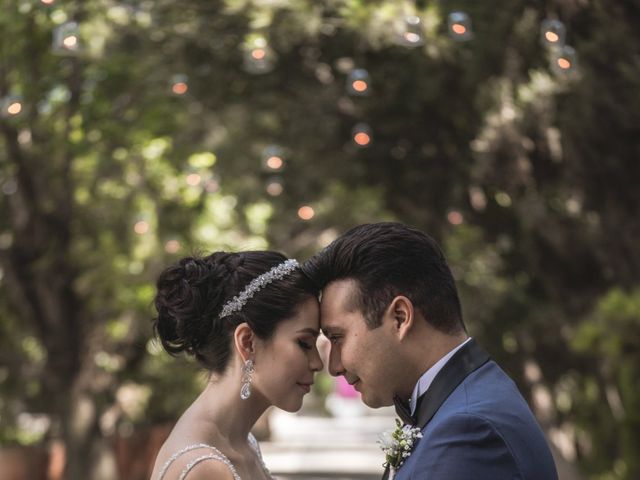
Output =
[{"x1": 1, "y1": 0, "x2": 638, "y2": 479}]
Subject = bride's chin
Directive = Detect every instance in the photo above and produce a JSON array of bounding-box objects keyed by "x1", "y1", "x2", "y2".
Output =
[{"x1": 278, "y1": 397, "x2": 304, "y2": 413}]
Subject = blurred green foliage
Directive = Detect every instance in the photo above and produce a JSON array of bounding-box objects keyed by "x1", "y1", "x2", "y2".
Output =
[{"x1": 1, "y1": 0, "x2": 638, "y2": 478}]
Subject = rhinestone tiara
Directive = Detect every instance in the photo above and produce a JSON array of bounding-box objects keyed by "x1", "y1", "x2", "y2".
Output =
[{"x1": 219, "y1": 259, "x2": 300, "y2": 318}]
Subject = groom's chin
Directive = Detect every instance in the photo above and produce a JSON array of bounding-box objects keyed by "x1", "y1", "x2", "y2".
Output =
[{"x1": 360, "y1": 392, "x2": 392, "y2": 409}]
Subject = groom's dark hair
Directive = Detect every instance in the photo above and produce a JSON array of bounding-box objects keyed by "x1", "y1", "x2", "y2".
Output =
[{"x1": 303, "y1": 222, "x2": 465, "y2": 334}]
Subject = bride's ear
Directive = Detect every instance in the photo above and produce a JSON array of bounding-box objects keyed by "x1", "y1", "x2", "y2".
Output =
[{"x1": 233, "y1": 322, "x2": 255, "y2": 362}]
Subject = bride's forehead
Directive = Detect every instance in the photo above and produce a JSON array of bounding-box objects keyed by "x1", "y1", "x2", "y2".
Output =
[{"x1": 276, "y1": 301, "x2": 320, "y2": 332}]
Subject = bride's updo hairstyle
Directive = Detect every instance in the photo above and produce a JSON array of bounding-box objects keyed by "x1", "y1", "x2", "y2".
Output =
[{"x1": 153, "y1": 251, "x2": 316, "y2": 373}]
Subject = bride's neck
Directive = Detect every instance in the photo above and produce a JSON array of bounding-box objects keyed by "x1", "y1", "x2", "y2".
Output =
[{"x1": 195, "y1": 370, "x2": 269, "y2": 447}]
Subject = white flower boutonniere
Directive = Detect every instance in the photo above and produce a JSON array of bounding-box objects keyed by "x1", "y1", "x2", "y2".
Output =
[{"x1": 378, "y1": 419, "x2": 423, "y2": 479}]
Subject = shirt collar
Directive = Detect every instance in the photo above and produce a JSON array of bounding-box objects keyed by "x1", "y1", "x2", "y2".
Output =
[{"x1": 409, "y1": 337, "x2": 472, "y2": 415}]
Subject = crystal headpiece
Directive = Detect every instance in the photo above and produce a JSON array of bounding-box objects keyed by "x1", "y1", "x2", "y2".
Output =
[{"x1": 219, "y1": 259, "x2": 300, "y2": 318}]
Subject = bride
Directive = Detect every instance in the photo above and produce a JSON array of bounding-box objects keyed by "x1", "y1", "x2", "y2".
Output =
[{"x1": 150, "y1": 251, "x2": 323, "y2": 479}]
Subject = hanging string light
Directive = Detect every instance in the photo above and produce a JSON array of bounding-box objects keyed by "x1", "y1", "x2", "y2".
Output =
[
  {"x1": 447, "y1": 211, "x2": 464, "y2": 225},
  {"x1": 265, "y1": 176, "x2": 284, "y2": 196},
  {"x1": 540, "y1": 19, "x2": 566, "y2": 47},
  {"x1": 170, "y1": 74, "x2": 189, "y2": 95},
  {"x1": 297, "y1": 205, "x2": 315, "y2": 220},
  {"x1": 1, "y1": 96, "x2": 24, "y2": 118},
  {"x1": 185, "y1": 172, "x2": 202, "y2": 186},
  {"x1": 551, "y1": 45, "x2": 577, "y2": 75},
  {"x1": 133, "y1": 220, "x2": 150, "y2": 235},
  {"x1": 261, "y1": 145, "x2": 285, "y2": 172},
  {"x1": 447, "y1": 12, "x2": 473, "y2": 41},
  {"x1": 346, "y1": 68, "x2": 371, "y2": 96},
  {"x1": 398, "y1": 15, "x2": 425, "y2": 47},
  {"x1": 204, "y1": 175, "x2": 220, "y2": 193},
  {"x1": 52, "y1": 21, "x2": 80, "y2": 55},
  {"x1": 243, "y1": 37, "x2": 276, "y2": 74},
  {"x1": 164, "y1": 238, "x2": 181, "y2": 254},
  {"x1": 351, "y1": 123, "x2": 372, "y2": 147}
]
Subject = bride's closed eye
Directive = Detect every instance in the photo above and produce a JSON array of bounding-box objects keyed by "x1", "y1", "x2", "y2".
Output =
[{"x1": 297, "y1": 339, "x2": 313, "y2": 350}]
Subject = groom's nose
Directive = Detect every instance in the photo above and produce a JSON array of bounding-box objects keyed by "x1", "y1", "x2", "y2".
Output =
[{"x1": 328, "y1": 349, "x2": 344, "y2": 377}]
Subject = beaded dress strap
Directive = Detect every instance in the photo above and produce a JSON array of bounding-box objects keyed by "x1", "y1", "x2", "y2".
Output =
[
  {"x1": 248, "y1": 433, "x2": 274, "y2": 479},
  {"x1": 157, "y1": 443, "x2": 240, "y2": 480}
]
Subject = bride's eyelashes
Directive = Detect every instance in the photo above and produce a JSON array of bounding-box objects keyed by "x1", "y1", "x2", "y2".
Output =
[{"x1": 297, "y1": 339, "x2": 313, "y2": 350}]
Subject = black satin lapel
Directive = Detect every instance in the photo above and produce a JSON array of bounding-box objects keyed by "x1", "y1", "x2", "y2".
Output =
[
  {"x1": 415, "y1": 338, "x2": 490, "y2": 429},
  {"x1": 393, "y1": 395, "x2": 415, "y2": 425},
  {"x1": 381, "y1": 465, "x2": 390, "y2": 480}
]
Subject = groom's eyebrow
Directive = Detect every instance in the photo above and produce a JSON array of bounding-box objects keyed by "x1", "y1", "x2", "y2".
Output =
[{"x1": 321, "y1": 326, "x2": 343, "y2": 336}]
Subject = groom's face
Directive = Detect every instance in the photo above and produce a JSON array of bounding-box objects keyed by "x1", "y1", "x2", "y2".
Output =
[{"x1": 320, "y1": 279, "x2": 403, "y2": 408}]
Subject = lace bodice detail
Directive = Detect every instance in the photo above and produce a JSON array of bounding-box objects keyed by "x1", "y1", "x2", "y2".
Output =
[{"x1": 157, "y1": 433, "x2": 273, "y2": 480}]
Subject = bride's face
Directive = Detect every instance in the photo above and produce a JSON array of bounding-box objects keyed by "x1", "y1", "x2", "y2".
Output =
[{"x1": 253, "y1": 297, "x2": 323, "y2": 412}]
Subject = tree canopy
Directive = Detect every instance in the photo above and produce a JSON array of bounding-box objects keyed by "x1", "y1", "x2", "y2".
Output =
[{"x1": 1, "y1": 1, "x2": 638, "y2": 478}]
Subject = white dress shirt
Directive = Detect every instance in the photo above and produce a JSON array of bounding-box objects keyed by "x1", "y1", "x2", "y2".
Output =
[{"x1": 409, "y1": 337, "x2": 472, "y2": 415}]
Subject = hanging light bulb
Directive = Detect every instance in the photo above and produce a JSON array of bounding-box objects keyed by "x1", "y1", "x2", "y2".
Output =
[
  {"x1": 298, "y1": 205, "x2": 315, "y2": 220},
  {"x1": 1, "y1": 95, "x2": 24, "y2": 118},
  {"x1": 243, "y1": 37, "x2": 276, "y2": 74},
  {"x1": 447, "y1": 12, "x2": 473, "y2": 41},
  {"x1": 133, "y1": 220, "x2": 150, "y2": 235},
  {"x1": 351, "y1": 123, "x2": 372, "y2": 147},
  {"x1": 164, "y1": 238, "x2": 181, "y2": 254},
  {"x1": 53, "y1": 21, "x2": 81, "y2": 55},
  {"x1": 170, "y1": 74, "x2": 189, "y2": 95},
  {"x1": 261, "y1": 145, "x2": 285, "y2": 172},
  {"x1": 398, "y1": 15, "x2": 425, "y2": 47},
  {"x1": 551, "y1": 45, "x2": 577, "y2": 75},
  {"x1": 346, "y1": 69, "x2": 371, "y2": 96},
  {"x1": 40, "y1": 0, "x2": 56, "y2": 5},
  {"x1": 540, "y1": 19, "x2": 566, "y2": 47},
  {"x1": 265, "y1": 176, "x2": 284, "y2": 196}
]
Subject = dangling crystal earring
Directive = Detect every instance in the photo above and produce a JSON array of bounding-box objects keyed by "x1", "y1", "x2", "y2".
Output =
[{"x1": 240, "y1": 359, "x2": 254, "y2": 400}]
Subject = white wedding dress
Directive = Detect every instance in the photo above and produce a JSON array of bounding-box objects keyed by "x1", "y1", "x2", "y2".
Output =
[{"x1": 157, "y1": 433, "x2": 274, "y2": 480}]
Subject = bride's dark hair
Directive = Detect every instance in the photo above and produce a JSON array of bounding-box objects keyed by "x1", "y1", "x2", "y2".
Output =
[{"x1": 153, "y1": 251, "x2": 317, "y2": 373}]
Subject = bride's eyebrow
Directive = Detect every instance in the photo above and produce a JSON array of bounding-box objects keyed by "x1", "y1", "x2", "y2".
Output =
[{"x1": 296, "y1": 327, "x2": 320, "y2": 336}]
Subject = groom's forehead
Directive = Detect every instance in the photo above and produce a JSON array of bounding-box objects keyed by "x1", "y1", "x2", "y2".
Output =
[{"x1": 320, "y1": 278, "x2": 361, "y2": 312}]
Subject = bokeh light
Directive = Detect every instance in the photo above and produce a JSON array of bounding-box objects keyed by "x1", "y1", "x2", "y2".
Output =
[
  {"x1": 164, "y1": 239, "x2": 181, "y2": 254},
  {"x1": 7, "y1": 101, "x2": 22, "y2": 116},
  {"x1": 185, "y1": 173, "x2": 201, "y2": 186},
  {"x1": 133, "y1": 221, "x2": 149, "y2": 235},
  {"x1": 352, "y1": 123, "x2": 372, "y2": 147},
  {"x1": 266, "y1": 156, "x2": 283, "y2": 170},
  {"x1": 266, "y1": 177, "x2": 284, "y2": 196},
  {"x1": 448, "y1": 12, "x2": 473, "y2": 41},
  {"x1": 399, "y1": 15, "x2": 425, "y2": 47},
  {"x1": 540, "y1": 19, "x2": 566, "y2": 47},
  {"x1": 447, "y1": 211, "x2": 464, "y2": 225},
  {"x1": 347, "y1": 69, "x2": 371, "y2": 96},
  {"x1": 298, "y1": 206, "x2": 315, "y2": 220}
]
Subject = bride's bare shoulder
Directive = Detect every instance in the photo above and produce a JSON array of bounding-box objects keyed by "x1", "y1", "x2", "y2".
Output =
[{"x1": 182, "y1": 459, "x2": 236, "y2": 480}]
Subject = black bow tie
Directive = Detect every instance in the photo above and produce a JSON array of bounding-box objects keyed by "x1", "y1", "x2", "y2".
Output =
[{"x1": 393, "y1": 395, "x2": 416, "y2": 426}]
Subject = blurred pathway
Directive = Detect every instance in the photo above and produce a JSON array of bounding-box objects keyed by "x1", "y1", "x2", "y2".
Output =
[{"x1": 260, "y1": 401, "x2": 396, "y2": 480}]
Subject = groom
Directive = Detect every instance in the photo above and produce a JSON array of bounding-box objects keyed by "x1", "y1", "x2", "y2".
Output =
[{"x1": 303, "y1": 222, "x2": 558, "y2": 479}]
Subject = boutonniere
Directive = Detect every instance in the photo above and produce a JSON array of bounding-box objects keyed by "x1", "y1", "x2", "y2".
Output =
[{"x1": 378, "y1": 419, "x2": 423, "y2": 479}]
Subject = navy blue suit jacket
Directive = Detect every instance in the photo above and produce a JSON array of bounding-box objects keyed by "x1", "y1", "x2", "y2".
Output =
[{"x1": 395, "y1": 345, "x2": 558, "y2": 479}]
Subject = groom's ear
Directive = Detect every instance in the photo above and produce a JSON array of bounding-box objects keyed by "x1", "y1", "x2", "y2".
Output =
[
  {"x1": 387, "y1": 296, "x2": 414, "y2": 340},
  {"x1": 233, "y1": 322, "x2": 255, "y2": 361}
]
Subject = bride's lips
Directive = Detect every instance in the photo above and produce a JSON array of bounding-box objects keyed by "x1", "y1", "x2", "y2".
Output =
[{"x1": 297, "y1": 382, "x2": 313, "y2": 393}]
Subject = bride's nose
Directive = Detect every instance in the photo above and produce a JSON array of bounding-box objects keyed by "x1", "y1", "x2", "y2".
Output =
[{"x1": 310, "y1": 346, "x2": 324, "y2": 372}]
